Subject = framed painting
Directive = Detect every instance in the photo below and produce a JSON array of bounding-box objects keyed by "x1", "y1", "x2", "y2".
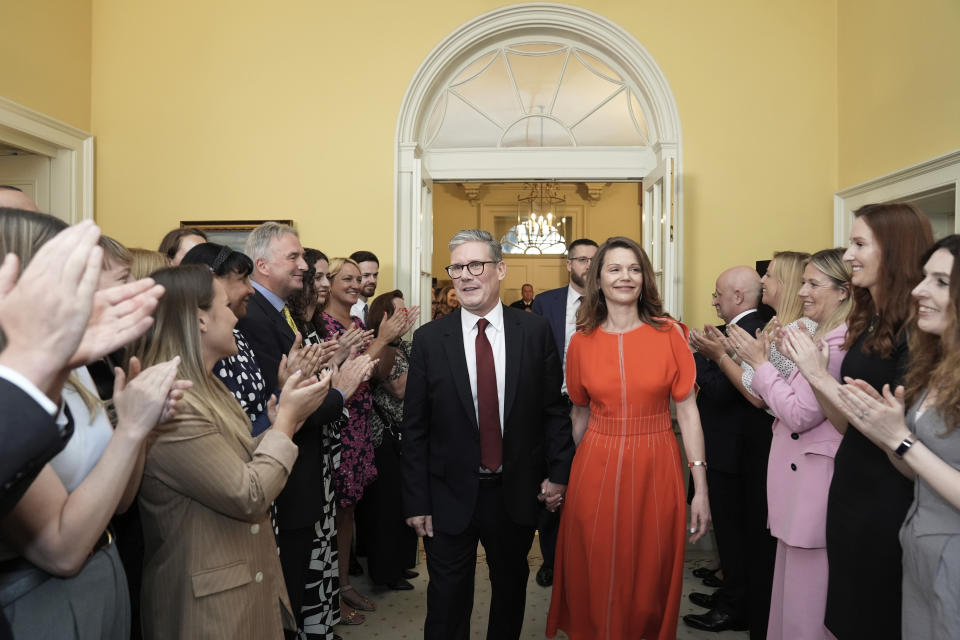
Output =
[{"x1": 180, "y1": 220, "x2": 294, "y2": 253}]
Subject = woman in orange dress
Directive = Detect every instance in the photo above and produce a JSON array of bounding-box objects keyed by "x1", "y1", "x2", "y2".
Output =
[{"x1": 546, "y1": 236, "x2": 711, "y2": 640}]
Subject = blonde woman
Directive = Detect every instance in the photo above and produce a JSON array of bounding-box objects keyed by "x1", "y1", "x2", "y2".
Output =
[
  {"x1": 728, "y1": 249, "x2": 852, "y2": 639},
  {"x1": 130, "y1": 266, "x2": 332, "y2": 639},
  {"x1": 692, "y1": 251, "x2": 812, "y2": 408}
]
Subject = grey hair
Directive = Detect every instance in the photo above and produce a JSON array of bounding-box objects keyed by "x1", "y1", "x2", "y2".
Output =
[
  {"x1": 448, "y1": 229, "x2": 502, "y2": 262},
  {"x1": 245, "y1": 221, "x2": 298, "y2": 262}
]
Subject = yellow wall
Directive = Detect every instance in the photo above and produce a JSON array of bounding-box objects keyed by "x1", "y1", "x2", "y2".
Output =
[
  {"x1": 0, "y1": 0, "x2": 92, "y2": 129},
  {"x1": 88, "y1": 0, "x2": 839, "y2": 330},
  {"x1": 837, "y1": 0, "x2": 960, "y2": 188}
]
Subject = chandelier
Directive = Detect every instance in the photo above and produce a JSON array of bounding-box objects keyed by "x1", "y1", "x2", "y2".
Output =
[{"x1": 501, "y1": 183, "x2": 568, "y2": 255}]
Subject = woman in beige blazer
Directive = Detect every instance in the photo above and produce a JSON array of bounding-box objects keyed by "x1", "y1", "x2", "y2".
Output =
[{"x1": 128, "y1": 266, "x2": 331, "y2": 640}]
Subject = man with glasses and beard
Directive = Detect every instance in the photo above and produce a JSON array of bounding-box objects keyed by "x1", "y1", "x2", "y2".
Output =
[
  {"x1": 349, "y1": 251, "x2": 379, "y2": 325},
  {"x1": 529, "y1": 238, "x2": 598, "y2": 587}
]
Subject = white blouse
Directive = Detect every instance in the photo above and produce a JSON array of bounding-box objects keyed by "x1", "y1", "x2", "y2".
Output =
[{"x1": 49, "y1": 367, "x2": 113, "y2": 492}]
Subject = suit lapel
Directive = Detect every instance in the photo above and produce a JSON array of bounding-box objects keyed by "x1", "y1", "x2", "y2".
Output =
[
  {"x1": 441, "y1": 311, "x2": 478, "y2": 430},
  {"x1": 252, "y1": 290, "x2": 295, "y2": 344},
  {"x1": 503, "y1": 304, "x2": 523, "y2": 424}
]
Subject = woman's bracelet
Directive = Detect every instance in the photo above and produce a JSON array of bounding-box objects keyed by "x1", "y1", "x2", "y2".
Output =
[{"x1": 687, "y1": 460, "x2": 707, "y2": 468}]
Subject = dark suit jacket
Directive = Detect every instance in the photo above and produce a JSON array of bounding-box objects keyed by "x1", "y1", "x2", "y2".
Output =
[
  {"x1": 401, "y1": 305, "x2": 575, "y2": 535},
  {"x1": 530, "y1": 286, "x2": 568, "y2": 365},
  {"x1": 0, "y1": 378, "x2": 64, "y2": 516},
  {"x1": 694, "y1": 310, "x2": 774, "y2": 474},
  {"x1": 237, "y1": 289, "x2": 344, "y2": 530}
]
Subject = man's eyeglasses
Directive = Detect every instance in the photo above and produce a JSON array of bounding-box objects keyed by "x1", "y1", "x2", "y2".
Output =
[
  {"x1": 568, "y1": 257, "x2": 592, "y2": 266},
  {"x1": 445, "y1": 261, "x2": 497, "y2": 279}
]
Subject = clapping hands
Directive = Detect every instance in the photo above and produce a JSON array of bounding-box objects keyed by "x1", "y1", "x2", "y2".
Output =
[{"x1": 113, "y1": 356, "x2": 192, "y2": 439}]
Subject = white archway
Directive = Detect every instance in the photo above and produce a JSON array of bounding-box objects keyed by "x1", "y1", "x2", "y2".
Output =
[{"x1": 394, "y1": 3, "x2": 683, "y2": 317}]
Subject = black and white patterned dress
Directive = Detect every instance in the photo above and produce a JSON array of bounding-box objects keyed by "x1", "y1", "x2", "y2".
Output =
[
  {"x1": 215, "y1": 329, "x2": 279, "y2": 539},
  {"x1": 298, "y1": 322, "x2": 342, "y2": 639}
]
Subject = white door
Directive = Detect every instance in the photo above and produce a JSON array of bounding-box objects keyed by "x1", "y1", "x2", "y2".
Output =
[
  {"x1": 0, "y1": 153, "x2": 52, "y2": 213},
  {"x1": 642, "y1": 156, "x2": 677, "y2": 316},
  {"x1": 415, "y1": 161, "x2": 434, "y2": 321}
]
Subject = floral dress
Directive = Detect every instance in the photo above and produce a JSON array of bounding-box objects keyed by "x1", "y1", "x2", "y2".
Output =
[{"x1": 320, "y1": 313, "x2": 377, "y2": 507}]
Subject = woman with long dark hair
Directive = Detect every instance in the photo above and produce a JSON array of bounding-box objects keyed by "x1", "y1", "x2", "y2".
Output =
[
  {"x1": 781, "y1": 203, "x2": 933, "y2": 639},
  {"x1": 835, "y1": 234, "x2": 960, "y2": 638},
  {"x1": 546, "y1": 236, "x2": 710, "y2": 640}
]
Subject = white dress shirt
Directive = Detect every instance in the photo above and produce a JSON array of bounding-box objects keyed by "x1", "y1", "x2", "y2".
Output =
[
  {"x1": 561, "y1": 285, "x2": 583, "y2": 395},
  {"x1": 351, "y1": 298, "x2": 369, "y2": 325},
  {"x1": 460, "y1": 303, "x2": 506, "y2": 434},
  {"x1": 729, "y1": 308, "x2": 758, "y2": 327}
]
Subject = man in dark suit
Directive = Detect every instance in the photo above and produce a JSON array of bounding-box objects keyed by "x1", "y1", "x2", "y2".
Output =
[
  {"x1": 508, "y1": 283, "x2": 535, "y2": 312},
  {"x1": 236, "y1": 222, "x2": 348, "y2": 635},
  {"x1": 402, "y1": 229, "x2": 575, "y2": 640},
  {"x1": 684, "y1": 266, "x2": 776, "y2": 636},
  {"x1": 528, "y1": 237, "x2": 597, "y2": 587}
]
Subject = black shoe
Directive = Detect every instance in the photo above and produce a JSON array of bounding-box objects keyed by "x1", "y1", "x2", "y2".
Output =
[
  {"x1": 535, "y1": 566, "x2": 554, "y2": 587},
  {"x1": 384, "y1": 578, "x2": 414, "y2": 591},
  {"x1": 688, "y1": 591, "x2": 718, "y2": 609},
  {"x1": 701, "y1": 573, "x2": 724, "y2": 588},
  {"x1": 691, "y1": 567, "x2": 717, "y2": 579},
  {"x1": 402, "y1": 569, "x2": 419, "y2": 579},
  {"x1": 682, "y1": 609, "x2": 748, "y2": 632},
  {"x1": 349, "y1": 557, "x2": 363, "y2": 577}
]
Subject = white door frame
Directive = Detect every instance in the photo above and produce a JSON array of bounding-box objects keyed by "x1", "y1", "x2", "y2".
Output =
[
  {"x1": 394, "y1": 3, "x2": 684, "y2": 318},
  {"x1": 834, "y1": 148, "x2": 960, "y2": 244},
  {"x1": 0, "y1": 96, "x2": 94, "y2": 223}
]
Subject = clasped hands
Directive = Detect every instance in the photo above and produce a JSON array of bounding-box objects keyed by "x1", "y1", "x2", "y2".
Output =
[{"x1": 538, "y1": 478, "x2": 566, "y2": 512}]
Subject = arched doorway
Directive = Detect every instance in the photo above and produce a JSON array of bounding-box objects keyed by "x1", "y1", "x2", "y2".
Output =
[{"x1": 395, "y1": 3, "x2": 683, "y2": 318}]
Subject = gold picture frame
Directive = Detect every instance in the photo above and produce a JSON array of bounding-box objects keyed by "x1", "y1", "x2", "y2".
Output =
[{"x1": 180, "y1": 220, "x2": 294, "y2": 252}]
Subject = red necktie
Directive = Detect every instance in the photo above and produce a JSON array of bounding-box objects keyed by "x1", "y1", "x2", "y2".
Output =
[{"x1": 475, "y1": 318, "x2": 502, "y2": 472}]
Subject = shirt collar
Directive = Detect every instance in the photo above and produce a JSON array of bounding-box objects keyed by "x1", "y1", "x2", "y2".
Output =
[
  {"x1": 251, "y1": 280, "x2": 286, "y2": 312},
  {"x1": 566, "y1": 284, "x2": 583, "y2": 305},
  {"x1": 729, "y1": 308, "x2": 757, "y2": 326},
  {"x1": 461, "y1": 301, "x2": 504, "y2": 333}
]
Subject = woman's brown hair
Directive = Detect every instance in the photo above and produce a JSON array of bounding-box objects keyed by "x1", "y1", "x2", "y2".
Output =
[
  {"x1": 903, "y1": 234, "x2": 960, "y2": 432},
  {"x1": 842, "y1": 202, "x2": 933, "y2": 357},
  {"x1": 367, "y1": 290, "x2": 404, "y2": 337},
  {"x1": 576, "y1": 236, "x2": 670, "y2": 333},
  {"x1": 126, "y1": 266, "x2": 250, "y2": 436}
]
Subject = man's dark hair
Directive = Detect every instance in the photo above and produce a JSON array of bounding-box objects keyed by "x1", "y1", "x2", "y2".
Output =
[
  {"x1": 180, "y1": 242, "x2": 253, "y2": 278},
  {"x1": 158, "y1": 227, "x2": 208, "y2": 260},
  {"x1": 349, "y1": 250, "x2": 379, "y2": 265},
  {"x1": 567, "y1": 238, "x2": 599, "y2": 253}
]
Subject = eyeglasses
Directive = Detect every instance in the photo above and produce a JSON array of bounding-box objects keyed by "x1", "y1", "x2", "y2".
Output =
[
  {"x1": 445, "y1": 261, "x2": 497, "y2": 279},
  {"x1": 568, "y1": 257, "x2": 592, "y2": 266}
]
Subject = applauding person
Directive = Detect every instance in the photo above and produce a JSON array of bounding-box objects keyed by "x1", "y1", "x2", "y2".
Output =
[
  {"x1": 835, "y1": 235, "x2": 960, "y2": 639},
  {"x1": 729, "y1": 248, "x2": 852, "y2": 639},
  {"x1": 131, "y1": 266, "x2": 331, "y2": 640}
]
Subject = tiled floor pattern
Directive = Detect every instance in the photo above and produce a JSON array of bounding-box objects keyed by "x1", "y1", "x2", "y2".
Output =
[{"x1": 338, "y1": 542, "x2": 748, "y2": 639}]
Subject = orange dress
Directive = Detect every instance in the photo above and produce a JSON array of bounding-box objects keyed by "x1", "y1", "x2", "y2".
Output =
[{"x1": 546, "y1": 321, "x2": 696, "y2": 640}]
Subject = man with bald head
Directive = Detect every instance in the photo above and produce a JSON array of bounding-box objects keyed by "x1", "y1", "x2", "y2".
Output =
[
  {"x1": 683, "y1": 265, "x2": 776, "y2": 636},
  {"x1": 0, "y1": 186, "x2": 40, "y2": 212}
]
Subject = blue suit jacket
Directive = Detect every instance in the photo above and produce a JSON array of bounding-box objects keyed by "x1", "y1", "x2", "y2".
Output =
[{"x1": 531, "y1": 285, "x2": 568, "y2": 365}]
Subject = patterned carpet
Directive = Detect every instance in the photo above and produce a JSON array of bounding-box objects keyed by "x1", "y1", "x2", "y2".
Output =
[{"x1": 337, "y1": 540, "x2": 748, "y2": 639}]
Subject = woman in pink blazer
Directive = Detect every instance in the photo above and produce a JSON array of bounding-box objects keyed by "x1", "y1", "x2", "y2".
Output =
[{"x1": 728, "y1": 248, "x2": 852, "y2": 640}]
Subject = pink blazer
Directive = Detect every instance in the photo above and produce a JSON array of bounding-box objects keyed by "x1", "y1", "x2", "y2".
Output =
[{"x1": 751, "y1": 323, "x2": 847, "y2": 549}]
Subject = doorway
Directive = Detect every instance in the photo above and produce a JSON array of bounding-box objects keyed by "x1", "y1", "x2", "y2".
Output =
[
  {"x1": 0, "y1": 95, "x2": 94, "y2": 223},
  {"x1": 395, "y1": 4, "x2": 683, "y2": 322}
]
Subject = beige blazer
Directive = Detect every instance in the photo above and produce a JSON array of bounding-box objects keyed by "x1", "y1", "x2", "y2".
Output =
[{"x1": 138, "y1": 416, "x2": 298, "y2": 640}]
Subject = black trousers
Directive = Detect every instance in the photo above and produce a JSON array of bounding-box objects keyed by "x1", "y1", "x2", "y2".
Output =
[
  {"x1": 708, "y1": 465, "x2": 776, "y2": 639},
  {"x1": 359, "y1": 434, "x2": 418, "y2": 584},
  {"x1": 536, "y1": 507, "x2": 560, "y2": 569},
  {"x1": 423, "y1": 481, "x2": 536, "y2": 640},
  {"x1": 278, "y1": 526, "x2": 315, "y2": 631}
]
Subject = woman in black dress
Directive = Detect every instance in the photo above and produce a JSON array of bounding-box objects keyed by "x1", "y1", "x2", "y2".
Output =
[{"x1": 781, "y1": 202, "x2": 932, "y2": 639}]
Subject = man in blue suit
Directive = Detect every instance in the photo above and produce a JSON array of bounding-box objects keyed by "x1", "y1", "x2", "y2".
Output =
[{"x1": 529, "y1": 237, "x2": 598, "y2": 586}]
